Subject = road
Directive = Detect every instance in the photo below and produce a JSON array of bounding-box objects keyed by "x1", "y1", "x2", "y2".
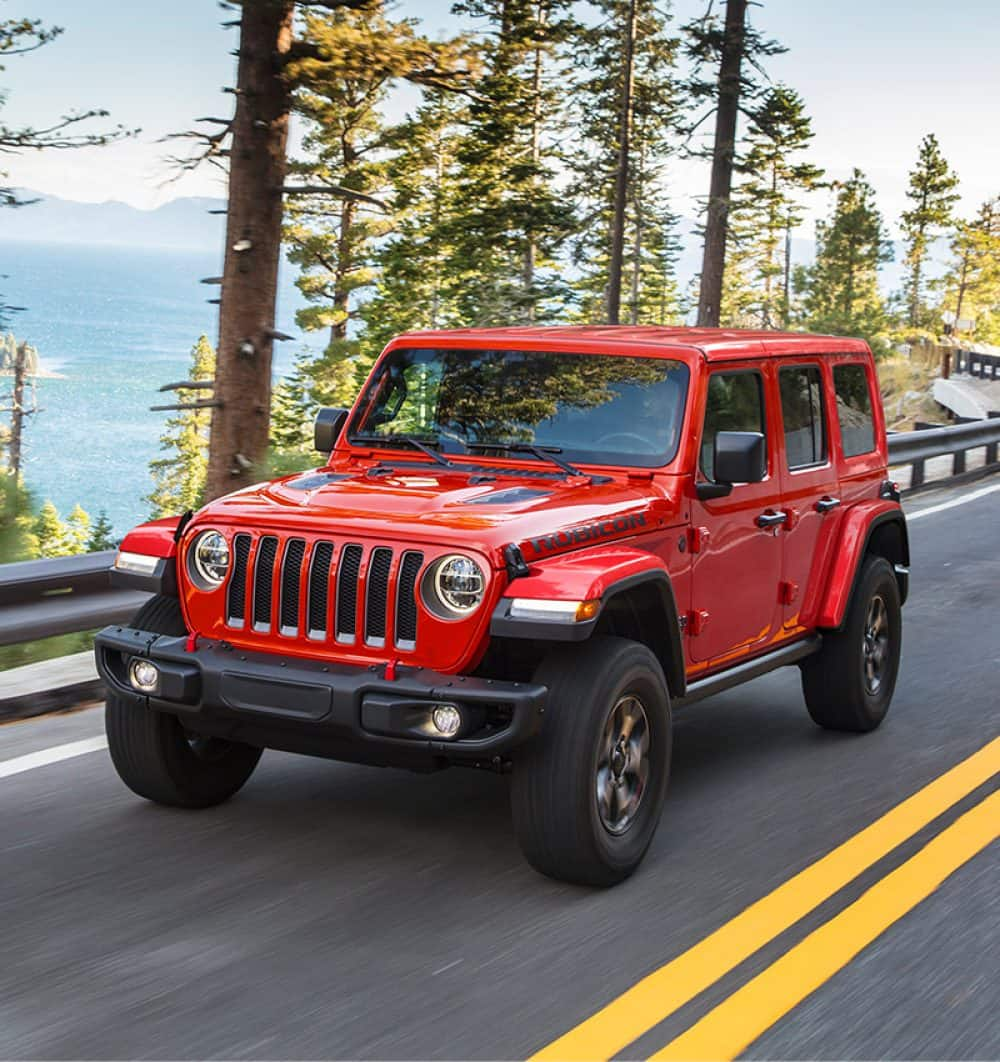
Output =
[{"x1": 1, "y1": 481, "x2": 998, "y2": 1061}]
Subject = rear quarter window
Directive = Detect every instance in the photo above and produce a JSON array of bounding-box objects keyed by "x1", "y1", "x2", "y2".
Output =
[{"x1": 833, "y1": 364, "x2": 876, "y2": 457}]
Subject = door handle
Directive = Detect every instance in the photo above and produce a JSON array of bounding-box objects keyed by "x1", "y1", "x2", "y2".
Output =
[
  {"x1": 815, "y1": 496, "x2": 842, "y2": 513},
  {"x1": 756, "y1": 510, "x2": 788, "y2": 529}
]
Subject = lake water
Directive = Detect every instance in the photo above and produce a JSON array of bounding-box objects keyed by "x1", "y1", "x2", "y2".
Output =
[{"x1": 0, "y1": 240, "x2": 305, "y2": 535}]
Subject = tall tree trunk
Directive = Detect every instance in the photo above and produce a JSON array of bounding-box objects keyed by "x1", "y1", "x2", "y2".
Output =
[
  {"x1": 952, "y1": 251, "x2": 970, "y2": 331},
  {"x1": 696, "y1": 0, "x2": 747, "y2": 328},
  {"x1": 7, "y1": 342, "x2": 28, "y2": 481},
  {"x1": 629, "y1": 138, "x2": 646, "y2": 325},
  {"x1": 330, "y1": 196, "x2": 356, "y2": 344},
  {"x1": 206, "y1": 0, "x2": 294, "y2": 501},
  {"x1": 782, "y1": 220, "x2": 792, "y2": 327},
  {"x1": 522, "y1": 14, "x2": 545, "y2": 323},
  {"x1": 606, "y1": 0, "x2": 638, "y2": 326}
]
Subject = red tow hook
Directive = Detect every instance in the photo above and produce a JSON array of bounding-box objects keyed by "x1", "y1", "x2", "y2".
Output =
[
  {"x1": 384, "y1": 658, "x2": 399, "y2": 682},
  {"x1": 185, "y1": 632, "x2": 199, "y2": 653}
]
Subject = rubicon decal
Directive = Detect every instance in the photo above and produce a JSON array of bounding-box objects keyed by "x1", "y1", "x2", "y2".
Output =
[{"x1": 529, "y1": 512, "x2": 647, "y2": 556}]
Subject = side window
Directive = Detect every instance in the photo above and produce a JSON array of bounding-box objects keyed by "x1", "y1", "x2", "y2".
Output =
[
  {"x1": 700, "y1": 371, "x2": 766, "y2": 481},
  {"x1": 779, "y1": 365, "x2": 827, "y2": 469},
  {"x1": 833, "y1": 364, "x2": 875, "y2": 457}
]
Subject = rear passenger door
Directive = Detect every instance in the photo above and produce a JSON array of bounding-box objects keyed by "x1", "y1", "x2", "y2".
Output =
[{"x1": 775, "y1": 361, "x2": 841, "y2": 632}]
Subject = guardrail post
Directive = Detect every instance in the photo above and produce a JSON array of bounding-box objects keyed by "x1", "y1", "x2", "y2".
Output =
[
  {"x1": 952, "y1": 449, "x2": 966, "y2": 475},
  {"x1": 911, "y1": 458, "x2": 926, "y2": 488}
]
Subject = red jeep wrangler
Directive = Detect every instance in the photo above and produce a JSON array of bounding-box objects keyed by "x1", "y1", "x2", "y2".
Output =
[{"x1": 97, "y1": 327, "x2": 908, "y2": 886}]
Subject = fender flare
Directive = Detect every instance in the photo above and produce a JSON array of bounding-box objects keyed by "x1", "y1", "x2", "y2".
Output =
[
  {"x1": 110, "y1": 514, "x2": 186, "y2": 596},
  {"x1": 816, "y1": 504, "x2": 909, "y2": 629},
  {"x1": 490, "y1": 546, "x2": 686, "y2": 698}
]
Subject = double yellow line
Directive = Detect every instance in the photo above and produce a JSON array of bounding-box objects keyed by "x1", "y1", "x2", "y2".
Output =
[{"x1": 532, "y1": 736, "x2": 1000, "y2": 1061}]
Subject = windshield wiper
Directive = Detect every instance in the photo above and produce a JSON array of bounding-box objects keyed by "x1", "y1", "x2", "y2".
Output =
[
  {"x1": 349, "y1": 433, "x2": 452, "y2": 468},
  {"x1": 466, "y1": 441, "x2": 584, "y2": 478}
]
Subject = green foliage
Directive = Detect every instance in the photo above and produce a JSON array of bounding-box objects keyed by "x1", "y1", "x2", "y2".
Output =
[
  {"x1": 284, "y1": 4, "x2": 473, "y2": 344},
  {"x1": 900, "y1": 133, "x2": 960, "y2": 329},
  {"x1": 146, "y1": 335, "x2": 215, "y2": 519},
  {"x1": 33, "y1": 498, "x2": 91, "y2": 557},
  {"x1": 722, "y1": 86, "x2": 824, "y2": 328},
  {"x1": 793, "y1": 170, "x2": 894, "y2": 356},
  {"x1": 937, "y1": 196, "x2": 1000, "y2": 343},
  {"x1": 443, "y1": 0, "x2": 577, "y2": 325},
  {"x1": 86, "y1": 509, "x2": 116, "y2": 551},
  {"x1": 0, "y1": 475, "x2": 36, "y2": 562},
  {"x1": 570, "y1": 0, "x2": 684, "y2": 324}
]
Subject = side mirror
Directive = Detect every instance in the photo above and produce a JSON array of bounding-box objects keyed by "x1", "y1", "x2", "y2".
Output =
[
  {"x1": 314, "y1": 408, "x2": 349, "y2": 453},
  {"x1": 714, "y1": 430, "x2": 766, "y2": 485}
]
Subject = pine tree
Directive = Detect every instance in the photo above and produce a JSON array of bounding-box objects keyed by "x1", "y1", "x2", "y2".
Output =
[
  {"x1": 683, "y1": 0, "x2": 784, "y2": 326},
  {"x1": 571, "y1": 0, "x2": 683, "y2": 324},
  {"x1": 938, "y1": 196, "x2": 1000, "y2": 342},
  {"x1": 794, "y1": 170, "x2": 894, "y2": 355},
  {"x1": 359, "y1": 93, "x2": 469, "y2": 350},
  {"x1": 900, "y1": 133, "x2": 960, "y2": 329},
  {"x1": 0, "y1": 476, "x2": 36, "y2": 562},
  {"x1": 34, "y1": 500, "x2": 73, "y2": 557},
  {"x1": 445, "y1": 0, "x2": 577, "y2": 325},
  {"x1": 147, "y1": 336, "x2": 216, "y2": 518},
  {"x1": 86, "y1": 510, "x2": 117, "y2": 552},
  {"x1": 722, "y1": 86, "x2": 824, "y2": 328}
]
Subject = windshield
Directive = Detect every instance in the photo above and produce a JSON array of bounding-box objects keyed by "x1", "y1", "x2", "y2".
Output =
[{"x1": 350, "y1": 347, "x2": 690, "y2": 468}]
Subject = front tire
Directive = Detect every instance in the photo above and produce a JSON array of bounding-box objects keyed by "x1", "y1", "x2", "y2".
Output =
[
  {"x1": 801, "y1": 555, "x2": 902, "y2": 732},
  {"x1": 105, "y1": 594, "x2": 262, "y2": 808},
  {"x1": 510, "y1": 636, "x2": 672, "y2": 887}
]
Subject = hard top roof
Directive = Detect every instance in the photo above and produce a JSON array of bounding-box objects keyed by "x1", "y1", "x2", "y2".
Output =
[{"x1": 389, "y1": 325, "x2": 870, "y2": 361}]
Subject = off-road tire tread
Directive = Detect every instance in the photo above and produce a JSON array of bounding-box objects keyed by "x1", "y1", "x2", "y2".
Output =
[
  {"x1": 510, "y1": 636, "x2": 671, "y2": 887},
  {"x1": 105, "y1": 594, "x2": 261, "y2": 808},
  {"x1": 801, "y1": 555, "x2": 901, "y2": 732}
]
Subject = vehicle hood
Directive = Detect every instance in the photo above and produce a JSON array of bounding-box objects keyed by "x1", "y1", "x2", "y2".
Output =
[{"x1": 195, "y1": 461, "x2": 685, "y2": 566}]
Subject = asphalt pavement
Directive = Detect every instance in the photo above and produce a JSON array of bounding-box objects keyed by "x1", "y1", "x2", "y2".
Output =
[{"x1": 0, "y1": 480, "x2": 997, "y2": 1060}]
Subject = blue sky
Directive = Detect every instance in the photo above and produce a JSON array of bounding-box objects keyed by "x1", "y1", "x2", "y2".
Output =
[{"x1": 2, "y1": 0, "x2": 998, "y2": 236}]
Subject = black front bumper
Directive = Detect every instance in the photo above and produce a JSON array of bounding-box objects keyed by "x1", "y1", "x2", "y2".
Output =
[{"x1": 94, "y1": 626, "x2": 547, "y2": 769}]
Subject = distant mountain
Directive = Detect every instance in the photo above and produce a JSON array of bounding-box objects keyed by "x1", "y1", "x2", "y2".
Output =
[
  {"x1": 1, "y1": 188, "x2": 939, "y2": 296},
  {"x1": 1, "y1": 191, "x2": 225, "y2": 251}
]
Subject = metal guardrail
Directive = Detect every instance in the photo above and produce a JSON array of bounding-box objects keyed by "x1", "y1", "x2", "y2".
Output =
[
  {"x1": 0, "y1": 417, "x2": 998, "y2": 652},
  {"x1": 951, "y1": 348, "x2": 1000, "y2": 380},
  {"x1": 0, "y1": 550, "x2": 148, "y2": 648},
  {"x1": 887, "y1": 416, "x2": 1000, "y2": 489}
]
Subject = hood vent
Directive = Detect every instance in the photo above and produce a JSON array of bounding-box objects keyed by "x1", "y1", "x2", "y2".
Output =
[{"x1": 464, "y1": 487, "x2": 553, "y2": 506}]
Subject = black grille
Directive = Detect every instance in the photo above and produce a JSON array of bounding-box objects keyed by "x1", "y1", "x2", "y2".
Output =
[
  {"x1": 395, "y1": 552, "x2": 423, "y2": 647},
  {"x1": 253, "y1": 536, "x2": 279, "y2": 631},
  {"x1": 220, "y1": 535, "x2": 420, "y2": 651},
  {"x1": 279, "y1": 538, "x2": 306, "y2": 634},
  {"x1": 336, "y1": 545, "x2": 364, "y2": 641},
  {"x1": 365, "y1": 548, "x2": 394, "y2": 645},
  {"x1": 307, "y1": 541, "x2": 334, "y2": 637},
  {"x1": 227, "y1": 533, "x2": 252, "y2": 626}
]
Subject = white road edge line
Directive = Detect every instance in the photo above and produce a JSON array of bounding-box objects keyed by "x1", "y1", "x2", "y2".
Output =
[
  {"x1": 907, "y1": 481, "x2": 1000, "y2": 522},
  {"x1": 0, "y1": 736, "x2": 108, "y2": 780}
]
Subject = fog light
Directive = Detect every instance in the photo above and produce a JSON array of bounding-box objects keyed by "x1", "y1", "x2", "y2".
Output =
[
  {"x1": 129, "y1": 658, "x2": 160, "y2": 693},
  {"x1": 431, "y1": 703, "x2": 462, "y2": 738}
]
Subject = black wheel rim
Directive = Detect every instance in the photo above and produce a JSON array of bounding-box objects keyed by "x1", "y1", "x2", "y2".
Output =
[
  {"x1": 596, "y1": 694, "x2": 650, "y2": 836},
  {"x1": 863, "y1": 594, "x2": 890, "y2": 696}
]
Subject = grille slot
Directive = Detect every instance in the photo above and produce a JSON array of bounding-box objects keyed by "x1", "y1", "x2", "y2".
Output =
[
  {"x1": 365, "y1": 547, "x2": 394, "y2": 647},
  {"x1": 252, "y1": 535, "x2": 279, "y2": 632},
  {"x1": 336, "y1": 545, "x2": 364, "y2": 642},
  {"x1": 307, "y1": 541, "x2": 334, "y2": 639},
  {"x1": 395, "y1": 552, "x2": 423, "y2": 648},
  {"x1": 227, "y1": 533, "x2": 252, "y2": 627},
  {"x1": 279, "y1": 538, "x2": 306, "y2": 635}
]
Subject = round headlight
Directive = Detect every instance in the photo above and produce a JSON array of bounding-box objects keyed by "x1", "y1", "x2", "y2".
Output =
[
  {"x1": 432, "y1": 554, "x2": 485, "y2": 615},
  {"x1": 190, "y1": 530, "x2": 229, "y2": 587}
]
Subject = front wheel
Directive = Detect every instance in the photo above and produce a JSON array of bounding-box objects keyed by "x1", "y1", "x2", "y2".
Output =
[
  {"x1": 801, "y1": 555, "x2": 902, "y2": 732},
  {"x1": 510, "y1": 636, "x2": 672, "y2": 887},
  {"x1": 105, "y1": 594, "x2": 262, "y2": 808}
]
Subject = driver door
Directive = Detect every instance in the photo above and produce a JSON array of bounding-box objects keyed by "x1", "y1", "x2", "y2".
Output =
[{"x1": 689, "y1": 365, "x2": 784, "y2": 664}]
